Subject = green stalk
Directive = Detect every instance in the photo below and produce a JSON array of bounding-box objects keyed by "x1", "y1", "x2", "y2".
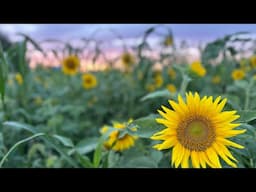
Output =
[
  {"x1": 244, "y1": 78, "x2": 254, "y2": 110},
  {"x1": 0, "y1": 133, "x2": 45, "y2": 168}
]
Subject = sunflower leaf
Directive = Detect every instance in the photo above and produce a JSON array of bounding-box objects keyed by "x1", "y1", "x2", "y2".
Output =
[
  {"x1": 140, "y1": 89, "x2": 172, "y2": 101},
  {"x1": 75, "y1": 137, "x2": 98, "y2": 155},
  {"x1": 132, "y1": 114, "x2": 164, "y2": 138},
  {"x1": 52, "y1": 135, "x2": 74, "y2": 148},
  {"x1": 237, "y1": 110, "x2": 256, "y2": 123}
]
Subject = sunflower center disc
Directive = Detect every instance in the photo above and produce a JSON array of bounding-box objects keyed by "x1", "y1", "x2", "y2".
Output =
[
  {"x1": 177, "y1": 116, "x2": 216, "y2": 151},
  {"x1": 67, "y1": 61, "x2": 75, "y2": 69},
  {"x1": 85, "y1": 78, "x2": 92, "y2": 84}
]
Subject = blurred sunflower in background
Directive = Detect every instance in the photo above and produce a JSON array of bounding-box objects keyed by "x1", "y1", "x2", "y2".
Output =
[
  {"x1": 151, "y1": 92, "x2": 245, "y2": 168},
  {"x1": 121, "y1": 52, "x2": 135, "y2": 69},
  {"x1": 62, "y1": 55, "x2": 80, "y2": 75},
  {"x1": 250, "y1": 55, "x2": 256, "y2": 68},
  {"x1": 211, "y1": 75, "x2": 221, "y2": 84},
  {"x1": 82, "y1": 73, "x2": 98, "y2": 90},
  {"x1": 100, "y1": 119, "x2": 138, "y2": 152},
  {"x1": 190, "y1": 61, "x2": 206, "y2": 77},
  {"x1": 163, "y1": 35, "x2": 173, "y2": 47},
  {"x1": 15, "y1": 73, "x2": 23, "y2": 85},
  {"x1": 166, "y1": 84, "x2": 176, "y2": 93},
  {"x1": 168, "y1": 68, "x2": 176, "y2": 80},
  {"x1": 232, "y1": 69, "x2": 245, "y2": 80},
  {"x1": 145, "y1": 84, "x2": 156, "y2": 92}
]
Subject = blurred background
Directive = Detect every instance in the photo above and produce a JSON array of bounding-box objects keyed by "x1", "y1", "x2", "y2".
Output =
[{"x1": 1, "y1": 24, "x2": 256, "y2": 70}]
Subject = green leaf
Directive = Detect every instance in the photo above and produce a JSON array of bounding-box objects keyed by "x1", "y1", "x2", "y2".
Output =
[
  {"x1": 75, "y1": 137, "x2": 98, "y2": 155},
  {"x1": 52, "y1": 135, "x2": 74, "y2": 148},
  {"x1": 93, "y1": 136, "x2": 105, "y2": 168},
  {"x1": 141, "y1": 89, "x2": 172, "y2": 101},
  {"x1": 3, "y1": 121, "x2": 79, "y2": 168},
  {"x1": 149, "y1": 150, "x2": 163, "y2": 164},
  {"x1": 0, "y1": 133, "x2": 45, "y2": 168},
  {"x1": 132, "y1": 114, "x2": 164, "y2": 138},
  {"x1": 108, "y1": 151, "x2": 120, "y2": 168},
  {"x1": 16, "y1": 33, "x2": 46, "y2": 56},
  {"x1": 3, "y1": 121, "x2": 37, "y2": 134},
  {"x1": 237, "y1": 111, "x2": 256, "y2": 123},
  {"x1": 76, "y1": 153, "x2": 94, "y2": 168}
]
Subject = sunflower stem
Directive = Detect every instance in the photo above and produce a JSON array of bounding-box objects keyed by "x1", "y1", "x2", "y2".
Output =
[
  {"x1": 0, "y1": 133, "x2": 45, "y2": 168},
  {"x1": 244, "y1": 78, "x2": 254, "y2": 110},
  {"x1": 180, "y1": 73, "x2": 191, "y2": 96}
]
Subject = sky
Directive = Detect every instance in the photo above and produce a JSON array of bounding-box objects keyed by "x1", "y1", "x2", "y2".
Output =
[
  {"x1": 1, "y1": 24, "x2": 256, "y2": 70},
  {"x1": 1, "y1": 24, "x2": 256, "y2": 44}
]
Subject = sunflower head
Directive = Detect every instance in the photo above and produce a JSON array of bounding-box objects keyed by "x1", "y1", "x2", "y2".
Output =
[
  {"x1": 211, "y1": 75, "x2": 221, "y2": 84},
  {"x1": 163, "y1": 36, "x2": 173, "y2": 47},
  {"x1": 145, "y1": 84, "x2": 156, "y2": 92},
  {"x1": 100, "y1": 120, "x2": 138, "y2": 152},
  {"x1": 154, "y1": 75, "x2": 164, "y2": 88},
  {"x1": 15, "y1": 73, "x2": 23, "y2": 85},
  {"x1": 232, "y1": 69, "x2": 245, "y2": 80},
  {"x1": 250, "y1": 55, "x2": 256, "y2": 68},
  {"x1": 168, "y1": 68, "x2": 176, "y2": 80},
  {"x1": 166, "y1": 84, "x2": 176, "y2": 93},
  {"x1": 62, "y1": 55, "x2": 80, "y2": 75},
  {"x1": 121, "y1": 52, "x2": 135, "y2": 68},
  {"x1": 190, "y1": 61, "x2": 207, "y2": 77},
  {"x1": 151, "y1": 92, "x2": 245, "y2": 168},
  {"x1": 82, "y1": 73, "x2": 98, "y2": 90}
]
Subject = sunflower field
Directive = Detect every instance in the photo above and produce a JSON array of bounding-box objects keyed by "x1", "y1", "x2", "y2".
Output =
[{"x1": 1, "y1": 25, "x2": 256, "y2": 168}]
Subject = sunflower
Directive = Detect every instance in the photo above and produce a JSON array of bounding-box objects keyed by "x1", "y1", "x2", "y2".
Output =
[
  {"x1": 163, "y1": 36, "x2": 173, "y2": 47},
  {"x1": 82, "y1": 73, "x2": 97, "y2": 89},
  {"x1": 154, "y1": 75, "x2": 164, "y2": 88},
  {"x1": 232, "y1": 69, "x2": 245, "y2": 80},
  {"x1": 166, "y1": 84, "x2": 176, "y2": 93},
  {"x1": 250, "y1": 55, "x2": 256, "y2": 68},
  {"x1": 15, "y1": 73, "x2": 23, "y2": 85},
  {"x1": 146, "y1": 84, "x2": 156, "y2": 92},
  {"x1": 151, "y1": 92, "x2": 245, "y2": 168},
  {"x1": 100, "y1": 120, "x2": 138, "y2": 152},
  {"x1": 211, "y1": 75, "x2": 221, "y2": 84},
  {"x1": 190, "y1": 61, "x2": 206, "y2": 77},
  {"x1": 62, "y1": 55, "x2": 80, "y2": 75},
  {"x1": 168, "y1": 68, "x2": 176, "y2": 80},
  {"x1": 121, "y1": 52, "x2": 135, "y2": 68}
]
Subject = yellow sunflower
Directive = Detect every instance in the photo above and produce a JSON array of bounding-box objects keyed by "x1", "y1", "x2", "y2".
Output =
[
  {"x1": 151, "y1": 92, "x2": 245, "y2": 168},
  {"x1": 163, "y1": 36, "x2": 173, "y2": 47},
  {"x1": 121, "y1": 52, "x2": 135, "y2": 68},
  {"x1": 146, "y1": 84, "x2": 156, "y2": 92},
  {"x1": 100, "y1": 120, "x2": 138, "y2": 152},
  {"x1": 168, "y1": 68, "x2": 176, "y2": 80},
  {"x1": 82, "y1": 73, "x2": 97, "y2": 90},
  {"x1": 190, "y1": 61, "x2": 206, "y2": 77},
  {"x1": 250, "y1": 55, "x2": 256, "y2": 68},
  {"x1": 211, "y1": 75, "x2": 221, "y2": 84},
  {"x1": 232, "y1": 69, "x2": 245, "y2": 80},
  {"x1": 15, "y1": 73, "x2": 23, "y2": 85},
  {"x1": 154, "y1": 75, "x2": 164, "y2": 88},
  {"x1": 166, "y1": 84, "x2": 176, "y2": 93},
  {"x1": 62, "y1": 55, "x2": 80, "y2": 75}
]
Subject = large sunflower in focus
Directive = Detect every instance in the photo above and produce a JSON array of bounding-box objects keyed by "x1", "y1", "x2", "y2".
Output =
[
  {"x1": 151, "y1": 92, "x2": 245, "y2": 168},
  {"x1": 62, "y1": 55, "x2": 80, "y2": 75}
]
